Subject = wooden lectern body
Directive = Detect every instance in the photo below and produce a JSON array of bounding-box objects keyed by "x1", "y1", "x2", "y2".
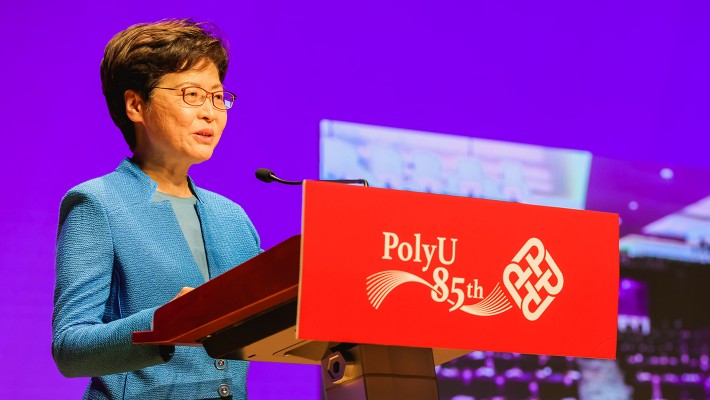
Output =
[
  {"x1": 134, "y1": 181, "x2": 620, "y2": 400},
  {"x1": 134, "y1": 234, "x2": 456, "y2": 399}
]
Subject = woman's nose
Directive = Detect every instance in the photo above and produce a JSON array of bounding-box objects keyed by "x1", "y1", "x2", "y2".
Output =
[{"x1": 198, "y1": 97, "x2": 217, "y2": 121}]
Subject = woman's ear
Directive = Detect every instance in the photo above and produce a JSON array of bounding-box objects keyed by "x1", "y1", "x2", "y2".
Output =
[{"x1": 124, "y1": 90, "x2": 145, "y2": 123}]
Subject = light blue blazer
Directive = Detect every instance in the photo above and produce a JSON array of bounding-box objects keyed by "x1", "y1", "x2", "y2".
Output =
[{"x1": 52, "y1": 159, "x2": 261, "y2": 399}]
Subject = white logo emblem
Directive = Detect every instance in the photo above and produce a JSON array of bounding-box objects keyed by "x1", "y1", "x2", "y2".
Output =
[{"x1": 503, "y1": 238, "x2": 564, "y2": 321}]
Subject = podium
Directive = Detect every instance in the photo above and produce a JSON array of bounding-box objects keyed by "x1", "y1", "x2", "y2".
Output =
[
  {"x1": 134, "y1": 181, "x2": 619, "y2": 399},
  {"x1": 134, "y1": 234, "x2": 455, "y2": 399}
]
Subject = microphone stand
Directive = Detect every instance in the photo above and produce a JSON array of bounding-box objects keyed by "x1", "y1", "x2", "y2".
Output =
[{"x1": 256, "y1": 168, "x2": 369, "y2": 187}]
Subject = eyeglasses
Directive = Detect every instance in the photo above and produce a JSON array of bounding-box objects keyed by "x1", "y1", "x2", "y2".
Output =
[{"x1": 153, "y1": 86, "x2": 237, "y2": 110}]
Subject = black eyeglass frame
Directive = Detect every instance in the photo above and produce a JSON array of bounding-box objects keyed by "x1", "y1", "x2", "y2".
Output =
[{"x1": 153, "y1": 86, "x2": 237, "y2": 110}]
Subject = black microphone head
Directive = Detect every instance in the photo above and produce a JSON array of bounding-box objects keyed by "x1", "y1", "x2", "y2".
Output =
[{"x1": 255, "y1": 168, "x2": 275, "y2": 183}]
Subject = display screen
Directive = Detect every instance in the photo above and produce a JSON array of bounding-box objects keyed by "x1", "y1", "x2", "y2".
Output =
[{"x1": 321, "y1": 120, "x2": 710, "y2": 400}]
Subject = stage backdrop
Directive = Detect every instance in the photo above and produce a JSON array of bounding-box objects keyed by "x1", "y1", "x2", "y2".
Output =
[{"x1": 1, "y1": 1, "x2": 709, "y2": 398}]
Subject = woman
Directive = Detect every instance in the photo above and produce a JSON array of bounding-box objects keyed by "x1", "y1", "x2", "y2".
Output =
[{"x1": 52, "y1": 19, "x2": 260, "y2": 399}]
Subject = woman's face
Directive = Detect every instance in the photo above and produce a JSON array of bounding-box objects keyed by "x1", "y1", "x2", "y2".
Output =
[{"x1": 133, "y1": 61, "x2": 227, "y2": 167}]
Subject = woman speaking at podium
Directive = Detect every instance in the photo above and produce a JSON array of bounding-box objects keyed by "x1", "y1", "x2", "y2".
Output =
[{"x1": 52, "y1": 19, "x2": 260, "y2": 399}]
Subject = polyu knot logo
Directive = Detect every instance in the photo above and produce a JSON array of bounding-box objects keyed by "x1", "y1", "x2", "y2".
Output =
[
  {"x1": 366, "y1": 233, "x2": 563, "y2": 321},
  {"x1": 503, "y1": 238, "x2": 564, "y2": 321}
]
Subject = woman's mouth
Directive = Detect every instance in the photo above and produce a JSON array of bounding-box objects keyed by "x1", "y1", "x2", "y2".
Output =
[{"x1": 193, "y1": 130, "x2": 215, "y2": 144}]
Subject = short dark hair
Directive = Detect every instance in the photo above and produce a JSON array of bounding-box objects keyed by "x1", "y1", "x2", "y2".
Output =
[{"x1": 100, "y1": 19, "x2": 229, "y2": 150}]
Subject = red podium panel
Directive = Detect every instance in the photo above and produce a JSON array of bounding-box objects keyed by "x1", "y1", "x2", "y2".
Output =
[{"x1": 298, "y1": 181, "x2": 619, "y2": 359}]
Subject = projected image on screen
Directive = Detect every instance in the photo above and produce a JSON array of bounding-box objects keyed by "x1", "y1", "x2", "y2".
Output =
[
  {"x1": 320, "y1": 120, "x2": 710, "y2": 400},
  {"x1": 320, "y1": 120, "x2": 592, "y2": 209}
]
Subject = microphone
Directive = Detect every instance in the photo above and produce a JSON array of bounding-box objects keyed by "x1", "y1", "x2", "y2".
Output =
[
  {"x1": 255, "y1": 168, "x2": 369, "y2": 187},
  {"x1": 255, "y1": 168, "x2": 302, "y2": 185}
]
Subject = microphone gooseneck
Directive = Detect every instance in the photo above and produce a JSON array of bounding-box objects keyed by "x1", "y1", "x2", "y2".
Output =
[
  {"x1": 255, "y1": 168, "x2": 369, "y2": 187},
  {"x1": 255, "y1": 168, "x2": 303, "y2": 185}
]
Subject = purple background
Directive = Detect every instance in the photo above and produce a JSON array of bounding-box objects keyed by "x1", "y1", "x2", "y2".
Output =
[{"x1": 1, "y1": 1, "x2": 708, "y2": 398}]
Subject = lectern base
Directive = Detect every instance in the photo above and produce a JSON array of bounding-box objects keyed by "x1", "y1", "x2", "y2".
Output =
[{"x1": 321, "y1": 344, "x2": 439, "y2": 400}]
